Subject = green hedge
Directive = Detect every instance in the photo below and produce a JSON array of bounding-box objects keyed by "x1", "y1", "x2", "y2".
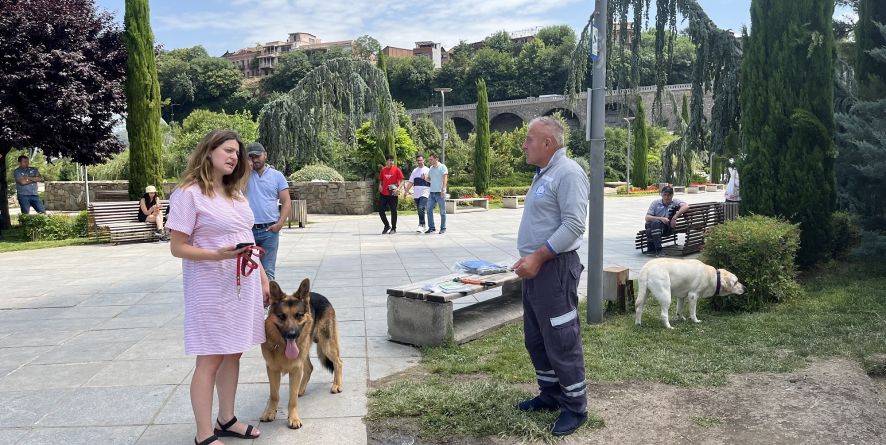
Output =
[
  {"x1": 702, "y1": 215, "x2": 802, "y2": 311},
  {"x1": 288, "y1": 164, "x2": 344, "y2": 182},
  {"x1": 448, "y1": 186, "x2": 531, "y2": 201},
  {"x1": 830, "y1": 211, "x2": 862, "y2": 259},
  {"x1": 18, "y1": 212, "x2": 88, "y2": 241}
]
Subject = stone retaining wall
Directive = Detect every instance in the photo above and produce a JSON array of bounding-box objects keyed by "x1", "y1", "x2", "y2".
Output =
[
  {"x1": 46, "y1": 180, "x2": 375, "y2": 214},
  {"x1": 44, "y1": 181, "x2": 177, "y2": 211},
  {"x1": 288, "y1": 181, "x2": 374, "y2": 215}
]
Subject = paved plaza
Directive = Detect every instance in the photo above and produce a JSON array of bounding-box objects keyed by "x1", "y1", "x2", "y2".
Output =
[{"x1": 0, "y1": 193, "x2": 715, "y2": 444}]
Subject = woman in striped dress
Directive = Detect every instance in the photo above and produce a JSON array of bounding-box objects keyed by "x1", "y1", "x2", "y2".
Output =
[{"x1": 166, "y1": 130, "x2": 269, "y2": 445}]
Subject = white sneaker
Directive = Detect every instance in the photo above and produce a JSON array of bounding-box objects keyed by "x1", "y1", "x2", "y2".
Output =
[{"x1": 415, "y1": 224, "x2": 424, "y2": 233}]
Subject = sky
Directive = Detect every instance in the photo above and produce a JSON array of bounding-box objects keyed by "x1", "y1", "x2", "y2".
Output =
[{"x1": 94, "y1": 0, "x2": 856, "y2": 56}]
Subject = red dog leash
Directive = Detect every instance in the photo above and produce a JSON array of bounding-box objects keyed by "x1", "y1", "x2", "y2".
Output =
[{"x1": 236, "y1": 245, "x2": 265, "y2": 298}]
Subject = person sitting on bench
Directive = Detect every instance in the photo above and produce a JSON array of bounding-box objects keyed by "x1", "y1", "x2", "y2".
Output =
[{"x1": 644, "y1": 185, "x2": 688, "y2": 255}]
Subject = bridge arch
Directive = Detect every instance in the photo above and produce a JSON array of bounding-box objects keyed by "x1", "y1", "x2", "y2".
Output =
[
  {"x1": 452, "y1": 117, "x2": 474, "y2": 140},
  {"x1": 543, "y1": 107, "x2": 580, "y2": 129},
  {"x1": 490, "y1": 112, "x2": 525, "y2": 133}
]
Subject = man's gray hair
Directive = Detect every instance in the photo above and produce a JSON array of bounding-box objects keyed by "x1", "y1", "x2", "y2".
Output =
[{"x1": 528, "y1": 116, "x2": 565, "y2": 148}]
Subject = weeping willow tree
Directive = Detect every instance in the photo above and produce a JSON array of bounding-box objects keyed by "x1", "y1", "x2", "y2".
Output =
[
  {"x1": 567, "y1": 0, "x2": 742, "y2": 183},
  {"x1": 257, "y1": 58, "x2": 396, "y2": 173}
]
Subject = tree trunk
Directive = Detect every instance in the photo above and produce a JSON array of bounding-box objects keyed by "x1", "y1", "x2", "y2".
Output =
[{"x1": 0, "y1": 148, "x2": 10, "y2": 230}]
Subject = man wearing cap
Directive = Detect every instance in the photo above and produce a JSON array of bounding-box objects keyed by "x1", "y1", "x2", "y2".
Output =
[
  {"x1": 644, "y1": 186, "x2": 688, "y2": 255},
  {"x1": 245, "y1": 142, "x2": 290, "y2": 280},
  {"x1": 378, "y1": 154, "x2": 404, "y2": 234}
]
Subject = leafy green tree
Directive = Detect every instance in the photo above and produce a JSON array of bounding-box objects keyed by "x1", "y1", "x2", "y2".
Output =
[
  {"x1": 411, "y1": 117, "x2": 441, "y2": 154},
  {"x1": 0, "y1": 0, "x2": 127, "y2": 228},
  {"x1": 855, "y1": 0, "x2": 886, "y2": 98},
  {"x1": 468, "y1": 47, "x2": 516, "y2": 101},
  {"x1": 124, "y1": 0, "x2": 164, "y2": 199},
  {"x1": 484, "y1": 31, "x2": 515, "y2": 54},
  {"x1": 259, "y1": 51, "x2": 312, "y2": 94},
  {"x1": 355, "y1": 122, "x2": 417, "y2": 179},
  {"x1": 632, "y1": 95, "x2": 650, "y2": 188},
  {"x1": 353, "y1": 35, "x2": 381, "y2": 60},
  {"x1": 156, "y1": 46, "x2": 243, "y2": 122},
  {"x1": 837, "y1": 22, "x2": 886, "y2": 230},
  {"x1": 388, "y1": 56, "x2": 435, "y2": 108},
  {"x1": 442, "y1": 119, "x2": 471, "y2": 177},
  {"x1": 474, "y1": 79, "x2": 491, "y2": 194},
  {"x1": 165, "y1": 109, "x2": 258, "y2": 178},
  {"x1": 741, "y1": 0, "x2": 837, "y2": 267}
]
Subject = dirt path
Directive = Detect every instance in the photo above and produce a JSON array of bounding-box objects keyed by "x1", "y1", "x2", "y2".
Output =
[{"x1": 368, "y1": 358, "x2": 886, "y2": 444}]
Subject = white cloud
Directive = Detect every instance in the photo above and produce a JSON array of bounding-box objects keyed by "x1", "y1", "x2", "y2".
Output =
[{"x1": 153, "y1": 0, "x2": 583, "y2": 51}]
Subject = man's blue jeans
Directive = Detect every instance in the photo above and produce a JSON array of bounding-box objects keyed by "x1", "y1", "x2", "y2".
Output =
[
  {"x1": 427, "y1": 192, "x2": 446, "y2": 230},
  {"x1": 253, "y1": 227, "x2": 280, "y2": 280},
  {"x1": 17, "y1": 195, "x2": 45, "y2": 214},
  {"x1": 414, "y1": 196, "x2": 428, "y2": 226}
]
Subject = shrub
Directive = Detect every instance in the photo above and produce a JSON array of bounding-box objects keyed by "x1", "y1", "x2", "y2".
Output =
[
  {"x1": 830, "y1": 211, "x2": 862, "y2": 259},
  {"x1": 288, "y1": 164, "x2": 344, "y2": 182},
  {"x1": 18, "y1": 212, "x2": 88, "y2": 241},
  {"x1": 702, "y1": 215, "x2": 802, "y2": 311},
  {"x1": 447, "y1": 186, "x2": 531, "y2": 201}
]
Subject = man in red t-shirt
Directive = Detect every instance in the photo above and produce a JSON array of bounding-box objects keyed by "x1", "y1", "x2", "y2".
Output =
[{"x1": 378, "y1": 155, "x2": 404, "y2": 234}]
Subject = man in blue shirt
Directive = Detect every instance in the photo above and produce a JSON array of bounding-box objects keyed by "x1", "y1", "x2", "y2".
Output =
[
  {"x1": 425, "y1": 152, "x2": 448, "y2": 234},
  {"x1": 245, "y1": 143, "x2": 291, "y2": 280},
  {"x1": 513, "y1": 117, "x2": 589, "y2": 436},
  {"x1": 13, "y1": 155, "x2": 46, "y2": 214}
]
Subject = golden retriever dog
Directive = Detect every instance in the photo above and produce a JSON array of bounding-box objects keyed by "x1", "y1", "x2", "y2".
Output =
[
  {"x1": 635, "y1": 258, "x2": 746, "y2": 329},
  {"x1": 260, "y1": 278, "x2": 343, "y2": 429}
]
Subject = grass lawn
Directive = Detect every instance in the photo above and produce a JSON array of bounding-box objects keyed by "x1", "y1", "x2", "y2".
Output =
[
  {"x1": 367, "y1": 257, "x2": 886, "y2": 441},
  {"x1": 0, "y1": 226, "x2": 95, "y2": 253}
]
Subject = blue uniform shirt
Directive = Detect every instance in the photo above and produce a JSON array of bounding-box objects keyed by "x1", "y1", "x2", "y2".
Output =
[{"x1": 246, "y1": 166, "x2": 289, "y2": 225}]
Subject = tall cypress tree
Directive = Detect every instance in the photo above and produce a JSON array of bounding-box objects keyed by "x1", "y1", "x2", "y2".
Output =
[
  {"x1": 377, "y1": 49, "x2": 388, "y2": 79},
  {"x1": 741, "y1": 0, "x2": 836, "y2": 267},
  {"x1": 124, "y1": 0, "x2": 163, "y2": 199},
  {"x1": 474, "y1": 78, "x2": 490, "y2": 194},
  {"x1": 632, "y1": 95, "x2": 649, "y2": 188},
  {"x1": 855, "y1": 0, "x2": 886, "y2": 98}
]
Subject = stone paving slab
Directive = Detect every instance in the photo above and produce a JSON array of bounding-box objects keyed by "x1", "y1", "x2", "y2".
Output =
[{"x1": 0, "y1": 193, "x2": 717, "y2": 443}]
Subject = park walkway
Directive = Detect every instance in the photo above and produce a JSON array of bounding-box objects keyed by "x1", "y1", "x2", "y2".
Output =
[{"x1": 0, "y1": 193, "x2": 715, "y2": 444}]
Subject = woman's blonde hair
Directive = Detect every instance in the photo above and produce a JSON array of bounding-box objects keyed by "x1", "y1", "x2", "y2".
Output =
[{"x1": 177, "y1": 130, "x2": 248, "y2": 199}]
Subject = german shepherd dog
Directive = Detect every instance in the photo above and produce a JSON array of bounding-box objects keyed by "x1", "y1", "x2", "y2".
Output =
[{"x1": 260, "y1": 278, "x2": 343, "y2": 429}]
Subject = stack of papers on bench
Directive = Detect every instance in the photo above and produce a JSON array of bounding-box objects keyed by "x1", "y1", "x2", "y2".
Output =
[
  {"x1": 454, "y1": 260, "x2": 509, "y2": 275},
  {"x1": 422, "y1": 281, "x2": 472, "y2": 294}
]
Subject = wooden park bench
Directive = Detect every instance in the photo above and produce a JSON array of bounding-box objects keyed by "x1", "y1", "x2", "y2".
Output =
[
  {"x1": 386, "y1": 270, "x2": 522, "y2": 346},
  {"x1": 87, "y1": 200, "x2": 168, "y2": 243},
  {"x1": 502, "y1": 195, "x2": 526, "y2": 209},
  {"x1": 634, "y1": 201, "x2": 725, "y2": 256},
  {"x1": 445, "y1": 197, "x2": 489, "y2": 214}
]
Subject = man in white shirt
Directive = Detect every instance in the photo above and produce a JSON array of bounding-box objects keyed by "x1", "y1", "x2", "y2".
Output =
[{"x1": 405, "y1": 154, "x2": 431, "y2": 233}]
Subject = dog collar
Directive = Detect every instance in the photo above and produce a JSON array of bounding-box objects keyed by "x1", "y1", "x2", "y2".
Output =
[{"x1": 715, "y1": 270, "x2": 721, "y2": 295}]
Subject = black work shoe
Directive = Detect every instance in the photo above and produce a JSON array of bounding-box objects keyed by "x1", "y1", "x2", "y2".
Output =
[
  {"x1": 439, "y1": 228, "x2": 446, "y2": 234},
  {"x1": 382, "y1": 227, "x2": 390, "y2": 234},
  {"x1": 425, "y1": 228, "x2": 436, "y2": 234},
  {"x1": 551, "y1": 410, "x2": 588, "y2": 436},
  {"x1": 516, "y1": 396, "x2": 559, "y2": 412},
  {"x1": 389, "y1": 228, "x2": 397, "y2": 234}
]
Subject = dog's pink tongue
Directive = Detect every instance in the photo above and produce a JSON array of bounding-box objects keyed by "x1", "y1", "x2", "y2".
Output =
[{"x1": 285, "y1": 340, "x2": 299, "y2": 359}]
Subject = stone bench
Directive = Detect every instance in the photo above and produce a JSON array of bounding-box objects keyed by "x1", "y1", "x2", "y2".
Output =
[
  {"x1": 445, "y1": 197, "x2": 489, "y2": 214},
  {"x1": 502, "y1": 195, "x2": 526, "y2": 209},
  {"x1": 386, "y1": 271, "x2": 522, "y2": 346},
  {"x1": 286, "y1": 199, "x2": 307, "y2": 228}
]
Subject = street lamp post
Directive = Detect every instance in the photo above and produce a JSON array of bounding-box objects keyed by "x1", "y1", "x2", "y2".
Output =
[
  {"x1": 434, "y1": 87, "x2": 452, "y2": 164},
  {"x1": 623, "y1": 116, "x2": 635, "y2": 193}
]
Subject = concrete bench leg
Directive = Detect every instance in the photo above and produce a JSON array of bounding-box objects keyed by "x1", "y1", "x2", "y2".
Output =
[
  {"x1": 387, "y1": 296, "x2": 453, "y2": 347},
  {"x1": 503, "y1": 197, "x2": 517, "y2": 208}
]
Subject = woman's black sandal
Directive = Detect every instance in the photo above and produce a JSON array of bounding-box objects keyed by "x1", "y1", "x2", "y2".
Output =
[
  {"x1": 214, "y1": 416, "x2": 260, "y2": 439},
  {"x1": 195, "y1": 434, "x2": 218, "y2": 445}
]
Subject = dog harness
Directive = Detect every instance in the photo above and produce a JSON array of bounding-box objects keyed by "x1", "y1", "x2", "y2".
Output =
[
  {"x1": 714, "y1": 269, "x2": 721, "y2": 296},
  {"x1": 236, "y1": 245, "x2": 266, "y2": 298}
]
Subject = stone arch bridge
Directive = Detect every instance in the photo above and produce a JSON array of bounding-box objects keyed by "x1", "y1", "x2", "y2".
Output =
[{"x1": 407, "y1": 84, "x2": 713, "y2": 140}]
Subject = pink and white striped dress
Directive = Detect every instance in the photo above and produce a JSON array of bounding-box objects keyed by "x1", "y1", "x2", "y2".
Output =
[{"x1": 166, "y1": 185, "x2": 266, "y2": 355}]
